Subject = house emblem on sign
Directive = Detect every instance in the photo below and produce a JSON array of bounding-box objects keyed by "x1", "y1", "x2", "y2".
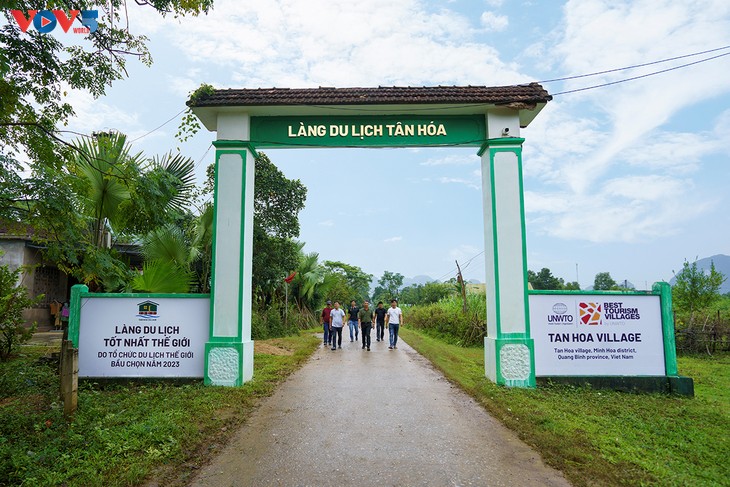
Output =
[{"x1": 137, "y1": 300, "x2": 160, "y2": 319}]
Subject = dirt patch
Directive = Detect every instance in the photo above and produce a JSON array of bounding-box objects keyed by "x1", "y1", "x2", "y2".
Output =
[{"x1": 255, "y1": 341, "x2": 293, "y2": 356}]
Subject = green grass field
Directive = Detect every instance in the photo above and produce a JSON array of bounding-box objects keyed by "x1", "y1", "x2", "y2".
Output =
[
  {"x1": 399, "y1": 327, "x2": 730, "y2": 486},
  {"x1": 0, "y1": 333, "x2": 320, "y2": 487}
]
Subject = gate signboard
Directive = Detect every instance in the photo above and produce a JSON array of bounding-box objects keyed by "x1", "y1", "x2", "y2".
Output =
[
  {"x1": 75, "y1": 294, "x2": 209, "y2": 378},
  {"x1": 250, "y1": 115, "x2": 487, "y2": 148},
  {"x1": 530, "y1": 293, "x2": 665, "y2": 376}
]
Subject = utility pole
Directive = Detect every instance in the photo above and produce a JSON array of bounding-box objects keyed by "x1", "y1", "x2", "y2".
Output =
[{"x1": 455, "y1": 260, "x2": 467, "y2": 313}]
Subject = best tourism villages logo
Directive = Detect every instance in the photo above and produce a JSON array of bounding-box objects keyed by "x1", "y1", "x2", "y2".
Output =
[
  {"x1": 547, "y1": 301, "x2": 642, "y2": 327},
  {"x1": 136, "y1": 300, "x2": 160, "y2": 321}
]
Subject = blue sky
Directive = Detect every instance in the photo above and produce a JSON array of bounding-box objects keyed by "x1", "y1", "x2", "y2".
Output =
[{"x1": 21, "y1": 0, "x2": 730, "y2": 288}]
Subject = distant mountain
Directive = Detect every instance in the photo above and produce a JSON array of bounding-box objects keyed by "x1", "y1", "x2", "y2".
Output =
[{"x1": 670, "y1": 254, "x2": 730, "y2": 295}]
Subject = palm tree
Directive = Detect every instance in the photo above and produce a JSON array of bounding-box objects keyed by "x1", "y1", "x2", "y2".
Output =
[
  {"x1": 192, "y1": 203, "x2": 214, "y2": 293},
  {"x1": 131, "y1": 223, "x2": 194, "y2": 293},
  {"x1": 73, "y1": 132, "x2": 140, "y2": 248},
  {"x1": 289, "y1": 251, "x2": 337, "y2": 311},
  {"x1": 65, "y1": 132, "x2": 198, "y2": 291}
]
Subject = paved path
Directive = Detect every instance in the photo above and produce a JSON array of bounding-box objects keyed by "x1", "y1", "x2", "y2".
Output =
[{"x1": 189, "y1": 336, "x2": 570, "y2": 487}]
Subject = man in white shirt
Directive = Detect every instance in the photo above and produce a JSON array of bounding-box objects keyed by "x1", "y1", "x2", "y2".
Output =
[
  {"x1": 329, "y1": 301, "x2": 346, "y2": 350},
  {"x1": 385, "y1": 299, "x2": 404, "y2": 350}
]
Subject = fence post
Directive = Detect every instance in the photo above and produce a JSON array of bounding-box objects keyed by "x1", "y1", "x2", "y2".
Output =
[
  {"x1": 59, "y1": 338, "x2": 67, "y2": 401},
  {"x1": 60, "y1": 340, "x2": 78, "y2": 418}
]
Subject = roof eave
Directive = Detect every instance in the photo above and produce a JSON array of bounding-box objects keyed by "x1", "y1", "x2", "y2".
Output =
[{"x1": 193, "y1": 100, "x2": 548, "y2": 133}]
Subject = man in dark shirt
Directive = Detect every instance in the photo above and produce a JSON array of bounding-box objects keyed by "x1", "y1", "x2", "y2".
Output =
[
  {"x1": 358, "y1": 301, "x2": 374, "y2": 351},
  {"x1": 374, "y1": 301, "x2": 388, "y2": 342},
  {"x1": 321, "y1": 300, "x2": 333, "y2": 346},
  {"x1": 347, "y1": 300, "x2": 359, "y2": 342}
]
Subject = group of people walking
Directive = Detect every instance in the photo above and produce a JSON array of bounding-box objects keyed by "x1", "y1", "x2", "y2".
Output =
[{"x1": 321, "y1": 299, "x2": 403, "y2": 351}]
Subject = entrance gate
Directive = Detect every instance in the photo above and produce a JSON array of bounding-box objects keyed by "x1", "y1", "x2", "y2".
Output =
[{"x1": 190, "y1": 84, "x2": 553, "y2": 387}]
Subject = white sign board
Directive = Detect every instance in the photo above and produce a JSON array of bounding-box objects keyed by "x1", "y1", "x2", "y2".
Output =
[
  {"x1": 78, "y1": 297, "x2": 209, "y2": 378},
  {"x1": 530, "y1": 294, "x2": 665, "y2": 376}
]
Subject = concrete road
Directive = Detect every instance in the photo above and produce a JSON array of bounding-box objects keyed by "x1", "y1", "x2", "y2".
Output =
[{"x1": 189, "y1": 336, "x2": 570, "y2": 487}]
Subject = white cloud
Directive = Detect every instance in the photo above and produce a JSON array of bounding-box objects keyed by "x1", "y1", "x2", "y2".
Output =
[
  {"x1": 525, "y1": 174, "x2": 716, "y2": 243},
  {"x1": 384, "y1": 236, "x2": 403, "y2": 243},
  {"x1": 517, "y1": 0, "x2": 730, "y2": 245},
  {"x1": 438, "y1": 176, "x2": 479, "y2": 190},
  {"x1": 480, "y1": 11, "x2": 508, "y2": 31},
  {"x1": 420, "y1": 154, "x2": 479, "y2": 166},
  {"x1": 152, "y1": 0, "x2": 526, "y2": 87},
  {"x1": 545, "y1": 0, "x2": 730, "y2": 188},
  {"x1": 167, "y1": 69, "x2": 205, "y2": 97},
  {"x1": 63, "y1": 88, "x2": 141, "y2": 137}
]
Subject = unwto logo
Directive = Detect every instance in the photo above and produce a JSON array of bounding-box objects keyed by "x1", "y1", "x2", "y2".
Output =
[
  {"x1": 578, "y1": 302, "x2": 602, "y2": 326},
  {"x1": 10, "y1": 10, "x2": 98, "y2": 34}
]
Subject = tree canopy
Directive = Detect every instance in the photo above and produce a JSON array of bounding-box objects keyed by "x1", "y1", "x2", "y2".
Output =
[
  {"x1": 672, "y1": 259, "x2": 726, "y2": 315},
  {"x1": 527, "y1": 268, "x2": 564, "y2": 290},
  {"x1": 322, "y1": 261, "x2": 372, "y2": 304},
  {"x1": 1, "y1": 1, "x2": 212, "y2": 173},
  {"x1": 593, "y1": 272, "x2": 617, "y2": 291}
]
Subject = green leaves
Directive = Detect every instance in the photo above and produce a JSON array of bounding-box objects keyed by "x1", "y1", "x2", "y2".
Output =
[
  {"x1": 149, "y1": 152, "x2": 196, "y2": 213},
  {"x1": 593, "y1": 272, "x2": 617, "y2": 291},
  {"x1": 254, "y1": 152, "x2": 307, "y2": 239},
  {"x1": 673, "y1": 259, "x2": 726, "y2": 315},
  {"x1": 142, "y1": 223, "x2": 194, "y2": 267},
  {"x1": 0, "y1": 258, "x2": 42, "y2": 360},
  {"x1": 131, "y1": 260, "x2": 193, "y2": 294}
]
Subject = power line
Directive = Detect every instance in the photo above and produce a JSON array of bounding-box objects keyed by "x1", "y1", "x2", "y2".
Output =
[
  {"x1": 434, "y1": 249, "x2": 485, "y2": 282},
  {"x1": 128, "y1": 108, "x2": 187, "y2": 143},
  {"x1": 551, "y1": 50, "x2": 730, "y2": 96},
  {"x1": 193, "y1": 143, "x2": 212, "y2": 170},
  {"x1": 538, "y1": 44, "x2": 730, "y2": 84}
]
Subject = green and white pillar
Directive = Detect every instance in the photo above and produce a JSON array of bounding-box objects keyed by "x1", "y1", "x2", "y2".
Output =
[
  {"x1": 479, "y1": 110, "x2": 535, "y2": 388},
  {"x1": 204, "y1": 113, "x2": 255, "y2": 386}
]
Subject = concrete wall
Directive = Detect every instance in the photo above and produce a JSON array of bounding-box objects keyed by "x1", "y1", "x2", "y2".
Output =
[{"x1": 0, "y1": 240, "x2": 69, "y2": 329}]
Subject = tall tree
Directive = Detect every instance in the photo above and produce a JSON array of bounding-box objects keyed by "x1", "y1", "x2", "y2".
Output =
[
  {"x1": 673, "y1": 259, "x2": 726, "y2": 316},
  {"x1": 593, "y1": 272, "x2": 617, "y2": 291},
  {"x1": 374, "y1": 271, "x2": 404, "y2": 303},
  {"x1": 323, "y1": 261, "x2": 372, "y2": 303},
  {"x1": 251, "y1": 153, "x2": 306, "y2": 302},
  {"x1": 421, "y1": 281, "x2": 454, "y2": 303},
  {"x1": 528, "y1": 268, "x2": 565, "y2": 290}
]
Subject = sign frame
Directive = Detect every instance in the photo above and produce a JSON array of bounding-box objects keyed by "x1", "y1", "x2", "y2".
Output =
[
  {"x1": 526, "y1": 282, "x2": 691, "y2": 394},
  {"x1": 69, "y1": 286, "x2": 210, "y2": 379}
]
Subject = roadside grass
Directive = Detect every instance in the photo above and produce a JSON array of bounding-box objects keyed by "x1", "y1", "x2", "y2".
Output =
[
  {"x1": 0, "y1": 332, "x2": 320, "y2": 487},
  {"x1": 399, "y1": 327, "x2": 730, "y2": 487}
]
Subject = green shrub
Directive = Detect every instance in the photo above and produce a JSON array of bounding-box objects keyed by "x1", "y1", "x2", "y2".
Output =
[
  {"x1": 251, "y1": 303, "x2": 316, "y2": 340},
  {"x1": 0, "y1": 261, "x2": 42, "y2": 361},
  {"x1": 408, "y1": 293, "x2": 486, "y2": 346}
]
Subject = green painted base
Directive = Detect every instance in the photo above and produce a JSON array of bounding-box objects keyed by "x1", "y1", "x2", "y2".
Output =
[
  {"x1": 536, "y1": 375, "x2": 694, "y2": 396},
  {"x1": 204, "y1": 341, "x2": 247, "y2": 386},
  {"x1": 484, "y1": 336, "x2": 536, "y2": 388}
]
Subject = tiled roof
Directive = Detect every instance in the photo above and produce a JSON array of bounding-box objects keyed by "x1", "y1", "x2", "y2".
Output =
[{"x1": 189, "y1": 83, "x2": 551, "y2": 108}]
